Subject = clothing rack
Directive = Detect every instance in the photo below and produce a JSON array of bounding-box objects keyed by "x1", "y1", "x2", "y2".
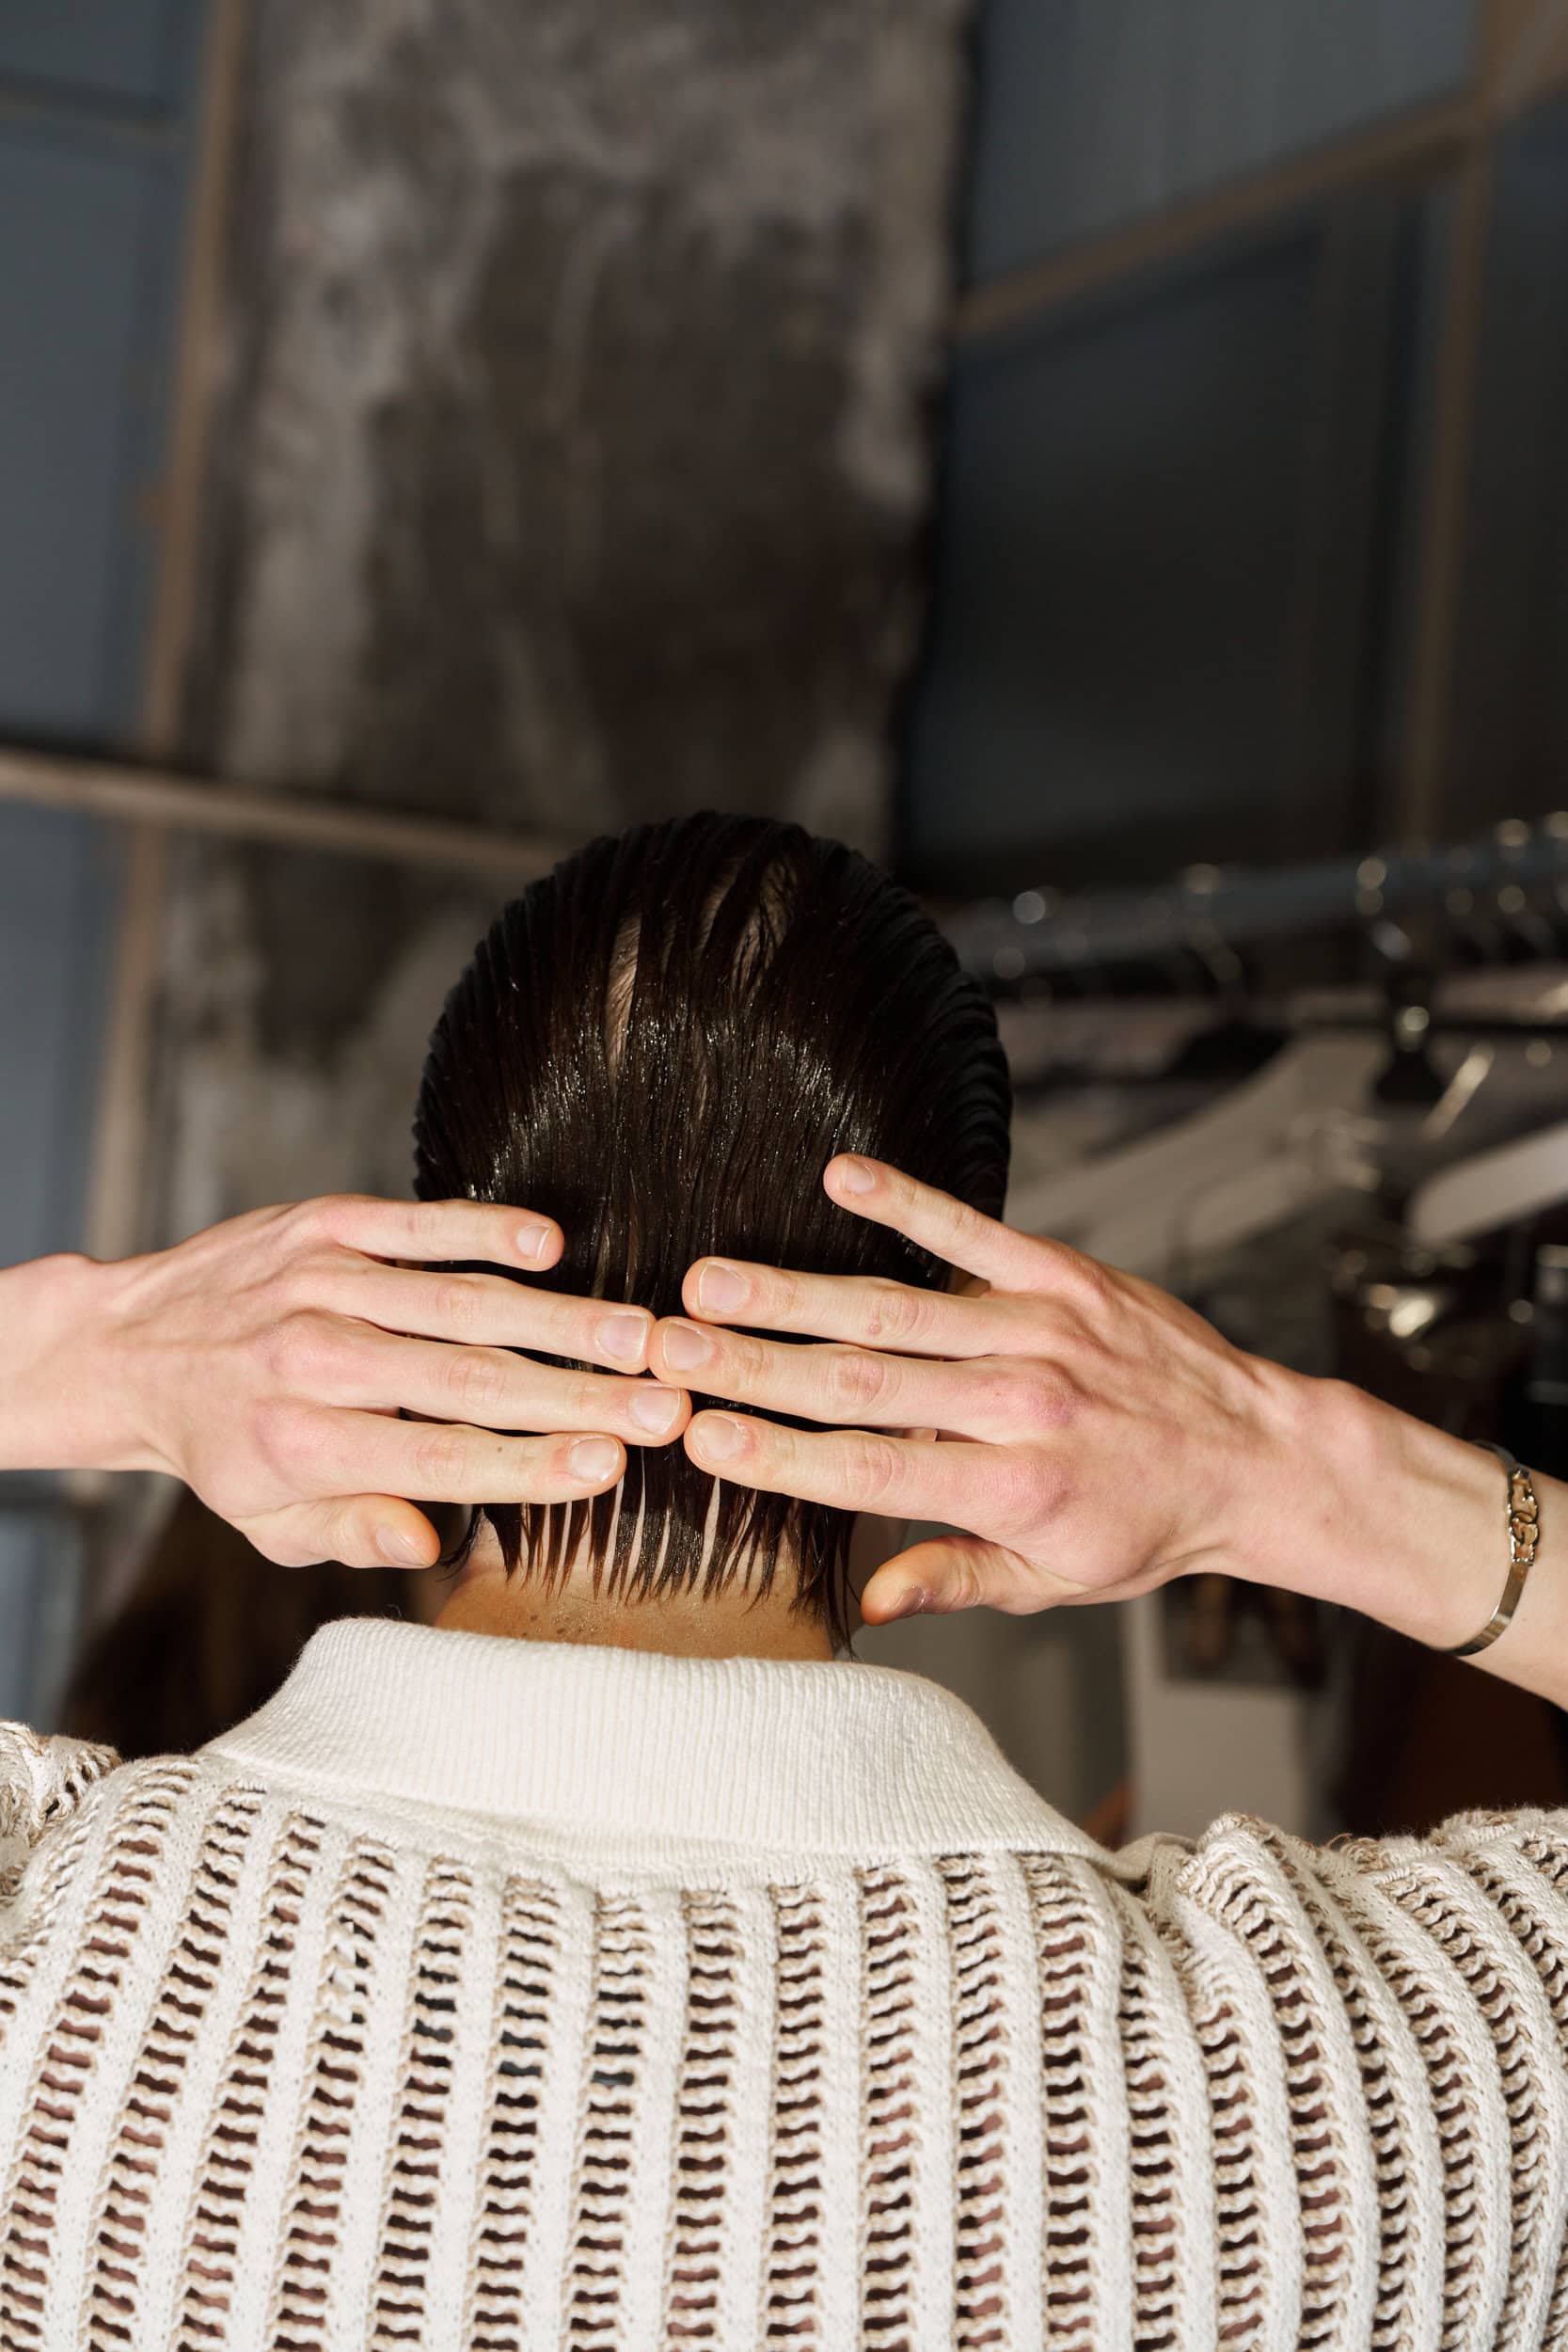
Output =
[{"x1": 948, "y1": 816, "x2": 1568, "y2": 984}]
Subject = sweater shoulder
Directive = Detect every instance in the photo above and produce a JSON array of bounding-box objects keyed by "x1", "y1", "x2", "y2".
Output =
[{"x1": 0, "y1": 1719, "x2": 120, "y2": 1899}]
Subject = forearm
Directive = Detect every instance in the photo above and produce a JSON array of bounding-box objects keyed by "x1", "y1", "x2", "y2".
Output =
[
  {"x1": 0, "y1": 1253, "x2": 149, "y2": 1475},
  {"x1": 1264, "y1": 1369, "x2": 1568, "y2": 1709}
]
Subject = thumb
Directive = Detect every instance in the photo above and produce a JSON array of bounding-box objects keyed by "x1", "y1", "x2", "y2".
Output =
[
  {"x1": 861, "y1": 1534, "x2": 1050, "y2": 1624},
  {"x1": 238, "y1": 1495, "x2": 443, "y2": 1571}
]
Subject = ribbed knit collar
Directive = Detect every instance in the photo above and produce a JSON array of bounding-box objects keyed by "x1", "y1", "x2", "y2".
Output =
[{"x1": 204, "y1": 1616, "x2": 1111, "y2": 1866}]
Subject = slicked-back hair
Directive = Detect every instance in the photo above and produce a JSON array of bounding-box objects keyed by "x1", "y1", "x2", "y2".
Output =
[{"x1": 413, "y1": 813, "x2": 1010, "y2": 1642}]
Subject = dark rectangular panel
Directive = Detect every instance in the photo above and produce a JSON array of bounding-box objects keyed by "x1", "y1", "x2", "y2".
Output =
[
  {"x1": 1440, "y1": 95, "x2": 1568, "y2": 834},
  {"x1": 903, "y1": 208, "x2": 1405, "y2": 891},
  {"x1": 0, "y1": 127, "x2": 172, "y2": 739},
  {"x1": 0, "y1": 0, "x2": 188, "y2": 111},
  {"x1": 0, "y1": 803, "x2": 122, "y2": 1268},
  {"x1": 966, "y1": 0, "x2": 1475, "y2": 283}
]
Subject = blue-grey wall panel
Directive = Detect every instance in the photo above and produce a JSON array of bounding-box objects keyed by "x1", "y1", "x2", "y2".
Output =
[
  {"x1": 0, "y1": 2, "x2": 205, "y2": 747},
  {"x1": 966, "y1": 0, "x2": 1476, "y2": 281},
  {"x1": 0, "y1": 130, "x2": 156, "y2": 739},
  {"x1": 1440, "y1": 93, "x2": 1568, "y2": 830},
  {"x1": 0, "y1": 0, "x2": 189, "y2": 110},
  {"x1": 0, "y1": 124, "x2": 178, "y2": 739},
  {"x1": 0, "y1": 8, "x2": 206, "y2": 1721},
  {"x1": 0, "y1": 803, "x2": 122, "y2": 1268},
  {"x1": 906, "y1": 235, "x2": 1324, "y2": 883}
]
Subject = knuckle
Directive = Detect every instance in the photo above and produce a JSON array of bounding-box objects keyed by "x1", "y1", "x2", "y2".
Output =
[
  {"x1": 736, "y1": 1331, "x2": 780, "y2": 1393},
  {"x1": 272, "y1": 1248, "x2": 349, "y2": 1316},
  {"x1": 1010, "y1": 1453, "x2": 1068, "y2": 1529},
  {"x1": 433, "y1": 1276, "x2": 482, "y2": 1332},
  {"x1": 572, "y1": 1372, "x2": 617, "y2": 1422},
  {"x1": 413, "y1": 1425, "x2": 470, "y2": 1490},
  {"x1": 320, "y1": 1504, "x2": 376, "y2": 1568},
  {"x1": 946, "y1": 1555, "x2": 986, "y2": 1613},
  {"x1": 770, "y1": 1269, "x2": 801, "y2": 1320},
  {"x1": 846, "y1": 1432, "x2": 901, "y2": 1507},
  {"x1": 938, "y1": 1197, "x2": 978, "y2": 1254},
  {"x1": 252, "y1": 1399, "x2": 325, "y2": 1482},
  {"x1": 294, "y1": 1194, "x2": 359, "y2": 1248},
  {"x1": 446, "y1": 1350, "x2": 512, "y2": 1416},
  {"x1": 1009, "y1": 1367, "x2": 1074, "y2": 1436},
  {"x1": 266, "y1": 1311, "x2": 338, "y2": 1393},
  {"x1": 824, "y1": 1346, "x2": 889, "y2": 1416},
  {"x1": 282, "y1": 1196, "x2": 332, "y2": 1246},
  {"x1": 1062, "y1": 1249, "x2": 1113, "y2": 1311},
  {"x1": 862, "y1": 1282, "x2": 932, "y2": 1345}
]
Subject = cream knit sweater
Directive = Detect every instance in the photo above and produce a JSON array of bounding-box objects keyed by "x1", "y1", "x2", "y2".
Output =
[{"x1": 3, "y1": 1618, "x2": 1568, "y2": 2351}]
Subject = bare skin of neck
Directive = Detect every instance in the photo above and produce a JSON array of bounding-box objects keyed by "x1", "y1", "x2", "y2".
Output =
[{"x1": 435, "y1": 1526, "x2": 835, "y2": 1661}]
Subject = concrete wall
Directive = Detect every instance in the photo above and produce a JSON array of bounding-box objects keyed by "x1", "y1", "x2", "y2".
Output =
[{"x1": 150, "y1": 0, "x2": 970, "y2": 1233}]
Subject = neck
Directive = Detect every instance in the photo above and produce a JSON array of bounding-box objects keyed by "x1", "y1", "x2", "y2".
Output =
[{"x1": 434, "y1": 1534, "x2": 834, "y2": 1662}]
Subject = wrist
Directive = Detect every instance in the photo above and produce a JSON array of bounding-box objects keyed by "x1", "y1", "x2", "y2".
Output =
[
  {"x1": 1285, "y1": 1374, "x2": 1501, "y2": 1649},
  {"x1": 0, "y1": 1251, "x2": 158, "y2": 1476}
]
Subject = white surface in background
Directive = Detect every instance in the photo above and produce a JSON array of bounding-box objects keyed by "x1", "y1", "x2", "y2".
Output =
[
  {"x1": 0, "y1": 1509, "x2": 83, "y2": 1731},
  {"x1": 1124, "y1": 1589, "x2": 1326, "y2": 1842}
]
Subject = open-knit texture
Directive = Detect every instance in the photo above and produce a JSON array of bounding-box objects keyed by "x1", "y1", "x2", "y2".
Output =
[{"x1": 3, "y1": 1617, "x2": 1568, "y2": 2349}]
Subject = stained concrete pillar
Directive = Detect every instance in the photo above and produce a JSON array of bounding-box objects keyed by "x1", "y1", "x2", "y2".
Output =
[{"x1": 157, "y1": 0, "x2": 971, "y2": 1227}]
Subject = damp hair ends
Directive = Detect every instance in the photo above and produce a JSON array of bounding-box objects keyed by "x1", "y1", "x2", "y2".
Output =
[{"x1": 412, "y1": 812, "x2": 1011, "y2": 1645}]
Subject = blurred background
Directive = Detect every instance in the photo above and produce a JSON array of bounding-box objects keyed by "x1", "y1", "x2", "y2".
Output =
[{"x1": 7, "y1": 0, "x2": 1568, "y2": 1845}]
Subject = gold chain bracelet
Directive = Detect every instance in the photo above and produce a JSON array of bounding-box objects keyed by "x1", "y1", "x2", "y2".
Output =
[{"x1": 1443, "y1": 1443, "x2": 1541, "y2": 1659}]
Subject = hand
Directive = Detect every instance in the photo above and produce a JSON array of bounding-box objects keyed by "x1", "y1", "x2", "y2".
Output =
[
  {"x1": 1, "y1": 1197, "x2": 690, "y2": 1570},
  {"x1": 647, "y1": 1155, "x2": 1313, "y2": 1625}
]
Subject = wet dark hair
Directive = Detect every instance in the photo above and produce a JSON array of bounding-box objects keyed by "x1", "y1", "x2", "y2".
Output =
[{"x1": 413, "y1": 813, "x2": 1010, "y2": 1640}]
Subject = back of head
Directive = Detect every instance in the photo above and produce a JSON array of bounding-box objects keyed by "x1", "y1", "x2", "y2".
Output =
[{"x1": 414, "y1": 813, "x2": 1009, "y2": 1639}]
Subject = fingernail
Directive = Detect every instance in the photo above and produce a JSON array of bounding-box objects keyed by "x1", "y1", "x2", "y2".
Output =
[
  {"x1": 570, "y1": 1438, "x2": 622, "y2": 1483},
  {"x1": 517, "y1": 1222, "x2": 552, "y2": 1262},
  {"x1": 694, "y1": 1413, "x2": 749, "y2": 1464},
  {"x1": 628, "y1": 1385, "x2": 683, "y2": 1435},
  {"x1": 597, "y1": 1311, "x2": 649, "y2": 1366},
  {"x1": 662, "y1": 1318, "x2": 716, "y2": 1373},
  {"x1": 887, "y1": 1585, "x2": 930, "y2": 1620},
  {"x1": 835, "y1": 1156, "x2": 877, "y2": 1196},
  {"x1": 696, "y1": 1262, "x2": 749, "y2": 1314},
  {"x1": 378, "y1": 1524, "x2": 431, "y2": 1566}
]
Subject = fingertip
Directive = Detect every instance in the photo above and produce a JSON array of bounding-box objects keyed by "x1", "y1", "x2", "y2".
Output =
[
  {"x1": 596, "y1": 1309, "x2": 654, "y2": 1370},
  {"x1": 372, "y1": 1506, "x2": 441, "y2": 1569},
  {"x1": 826, "y1": 1154, "x2": 879, "y2": 1200},
  {"x1": 861, "y1": 1578, "x2": 932, "y2": 1626},
  {"x1": 676, "y1": 1270, "x2": 728, "y2": 1327},
  {"x1": 517, "y1": 1216, "x2": 564, "y2": 1268},
  {"x1": 685, "y1": 1410, "x2": 751, "y2": 1470},
  {"x1": 626, "y1": 1381, "x2": 689, "y2": 1440},
  {"x1": 646, "y1": 1315, "x2": 675, "y2": 1377},
  {"x1": 568, "y1": 1436, "x2": 625, "y2": 1489}
]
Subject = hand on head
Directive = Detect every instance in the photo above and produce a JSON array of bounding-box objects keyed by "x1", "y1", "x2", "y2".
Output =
[
  {"x1": 78, "y1": 1152, "x2": 1299, "y2": 1617},
  {"x1": 79, "y1": 1194, "x2": 688, "y2": 1570},
  {"x1": 54, "y1": 1153, "x2": 1302, "y2": 1625},
  {"x1": 646, "y1": 1152, "x2": 1306, "y2": 1625}
]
